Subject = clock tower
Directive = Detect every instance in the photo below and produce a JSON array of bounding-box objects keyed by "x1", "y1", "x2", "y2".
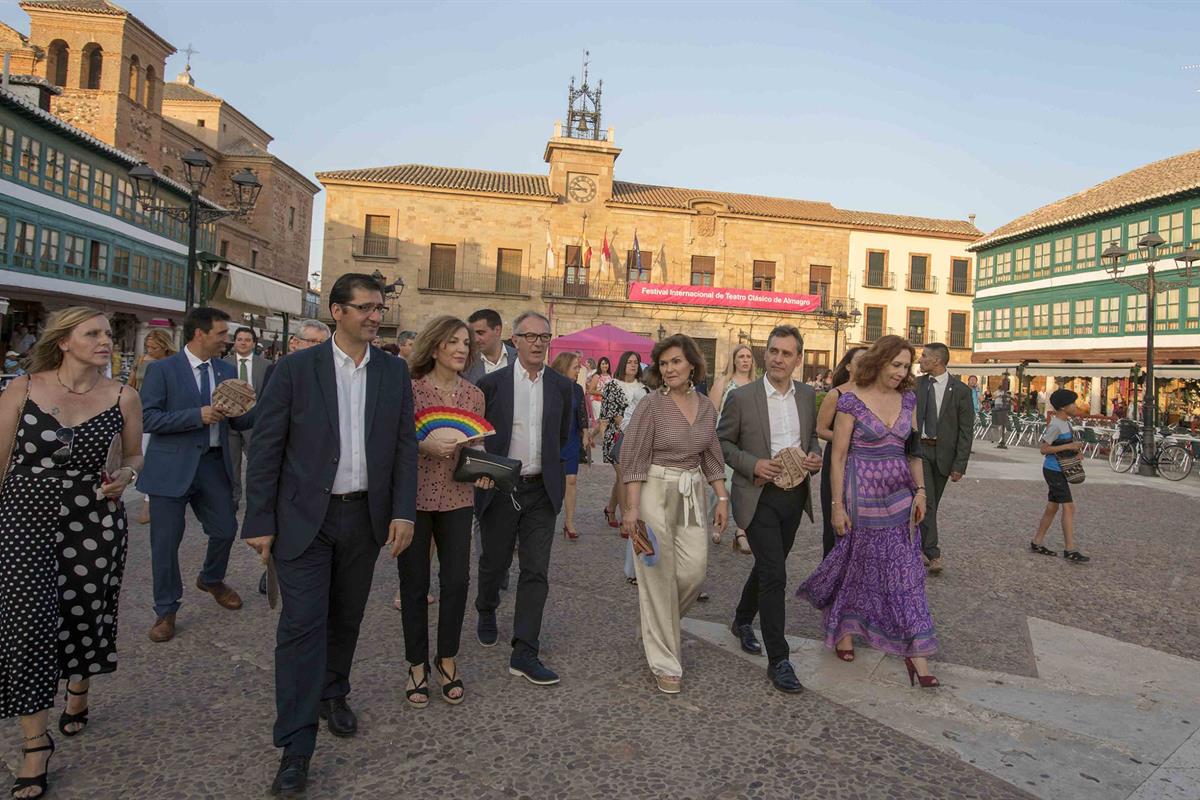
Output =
[{"x1": 545, "y1": 56, "x2": 620, "y2": 206}]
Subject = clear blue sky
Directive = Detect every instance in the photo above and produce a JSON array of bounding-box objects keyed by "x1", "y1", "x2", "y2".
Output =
[{"x1": 5, "y1": 0, "x2": 1200, "y2": 278}]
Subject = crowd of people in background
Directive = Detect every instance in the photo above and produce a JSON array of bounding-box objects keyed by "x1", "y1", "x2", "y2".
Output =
[{"x1": 0, "y1": 272, "x2": 1105, "y2": 797}]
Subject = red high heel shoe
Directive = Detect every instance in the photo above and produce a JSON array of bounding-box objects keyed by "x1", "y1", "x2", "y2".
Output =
[
  {"x1": 603, "y1": 507, "x2": 619, "y2": 528},
  {"x1": 562, "y1": 525, "x2": 579, "y2": 541},
  {"x1": 904, "y1": 657, "x2": 940, "y2": 688},
  {"x1": 835, "y1": 646, "x2": 855, "y2": 662}
]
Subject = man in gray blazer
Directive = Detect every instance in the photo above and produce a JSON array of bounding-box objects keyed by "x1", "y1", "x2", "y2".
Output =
[
  {"x1": 718, "y1": 325, "x2": 824, "y2": 694},
  {"x1": 915, "y1": 342, "x2": 975, "y2": 574},
  {"x1": 224, "y1": 326, "x2": 269, "y2": 510},
  {"x1": 464, "y1": 308, "x2": 517, "y2": 385}
]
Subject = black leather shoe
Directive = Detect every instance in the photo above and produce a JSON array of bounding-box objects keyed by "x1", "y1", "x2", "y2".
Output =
[
  {"x1": 768, "y1": 659, "x2": 804, "y2": 694},
  {"x1": 271, "y1": 754, "x2": 309, "y2": 796},
  {"x1": 732, "y1": 621, "x2": 762, "y2": 655},
  {"x1": 477, "y1": 612, "x2": 498, "y2": 647},
  {"x1": 509, "y1": 654, "x2": 560, "y2": 685},
  {"x1": 319, "y1": 697, "x2": 357, "y2": 737},
  {"x1": 258, "y1": 572, "x2": 268, "y2": 595}
]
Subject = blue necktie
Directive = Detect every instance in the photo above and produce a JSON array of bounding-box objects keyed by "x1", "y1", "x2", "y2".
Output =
[
  {"x1": 198, "y1": 363, "x2": 212, "y2": 446},
  {"x1": 924, "y1": 378, "x2": 939, "y2": 439}
]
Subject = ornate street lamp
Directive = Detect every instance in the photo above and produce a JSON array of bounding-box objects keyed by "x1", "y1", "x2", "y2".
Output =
[
  {"x1": 814, "y1": 298, "x2": 861, "y2": 367},
  {"x1": 370, "y1": 270, "x2": 406, "y2": 297},
  {"x1": 130, "y1": 152, "x2": 262, "y2": 313},
  {"x1": 1101, "y1": 231, "x2": 1194, "y2": 476}
]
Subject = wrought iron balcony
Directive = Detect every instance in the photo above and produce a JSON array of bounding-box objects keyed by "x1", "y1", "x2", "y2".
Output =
[
  {"x1": 541, "y1": 274, "x2": 630, "y2": 301},
  {"x1": 948, "y1": 329, "x2": 970, "y2": 349},
  {"x1": 907, "y1": 328, "x2": 937, "y2": 345},
  {"x1": 947, "y1": 275, "x2": 974, "y2": 295},
  {"x1": 863, "y1": 270, "x2": 895, "y2": 289},
  {"x1": 906, "y1": 274, "x2": 938, "y2": 293},
  {"x1": 861, "y1": 326, "x2": 895, "y2": 343},
  {"x1": 351, "y1": 235, "x2": 398, "y2": 260},
  {"x1": 419, "y1": 269, "x2": 531, "y2": 296}
]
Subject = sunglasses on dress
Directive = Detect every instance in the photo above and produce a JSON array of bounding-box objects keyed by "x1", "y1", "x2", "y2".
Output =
[{"x1": 51, "y1": 427, "x2": 74, "y2": 466}]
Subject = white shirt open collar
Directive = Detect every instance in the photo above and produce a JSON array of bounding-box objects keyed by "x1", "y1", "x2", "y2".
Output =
[
  {"x1": 763, "y1": 375, "x2": 796, "y2": 399},
  {"x1": 331, "y1": 337, "x2": 371, "y2": 371}
]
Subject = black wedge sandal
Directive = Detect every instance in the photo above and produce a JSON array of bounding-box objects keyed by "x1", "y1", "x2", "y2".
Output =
[
  {"x1": 434, "y1": 657, "x2": 465, "y2": 706},
  {"x1": 11, "y1": 731, "x2": 54, "y2": 799},
  {"x1": 58, "y1": 684, "x2": 89, "y2": 736},
  {"x1": 1029, "y1": 542, "x2": 1057, "y2": 556},
  {"x1": 405, "y1": 663, "x2": 429, "y2": 709}
]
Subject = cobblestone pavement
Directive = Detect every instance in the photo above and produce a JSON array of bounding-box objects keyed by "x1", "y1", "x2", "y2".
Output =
[{"x1": 7, "y1": 444, "x2": 1198, "y2": 799}]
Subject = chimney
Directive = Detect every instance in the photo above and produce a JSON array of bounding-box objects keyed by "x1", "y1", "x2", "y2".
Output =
[{"x1": 968, "y1": 213, "x2": 977, "y2": 227}]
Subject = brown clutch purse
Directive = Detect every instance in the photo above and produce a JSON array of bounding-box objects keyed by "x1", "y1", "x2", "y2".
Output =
[
  {"x1": 212, "y1": 378, "x2": 257, "y2": 416},
  {"x1": 773, "y1": 446, "x2": 811, "y2": 490},
  {"x1": 632, "y1": 520, "x2": 655, "y2": 557}
]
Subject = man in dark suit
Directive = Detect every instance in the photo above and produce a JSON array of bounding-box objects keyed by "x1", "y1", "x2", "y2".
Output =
[
  {"x1": 464, "y1": 307, "x2": 517, "y2": 384},
  {"x1": 243, "y1": 274, "x2": 417, "y2": 796},
  {"x1": 473, "y1": 310, "x2": 573, "y2": 686},
  {"x1": 915, "y1": 342, "x2": 975, "y2": 574},
  {"x1": 224, "y1": 326, "x2": 269, "y2": 510},
  {"x1": 139, "y1": 307, "x2": 251, "y2": 643},
  {"x1": 718, "y1": 325, "x2": 824, "y2": 693}
]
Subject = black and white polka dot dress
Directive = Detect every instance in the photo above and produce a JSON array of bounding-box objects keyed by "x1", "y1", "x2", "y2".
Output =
[{"x1": 0, "y1": 394, "x2": 128, "y2": 718}]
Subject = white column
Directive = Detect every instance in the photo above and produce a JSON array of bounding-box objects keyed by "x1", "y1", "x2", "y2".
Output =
[{"x1": 1090, "y1": 376, "x2": 1103, "y2": 416}]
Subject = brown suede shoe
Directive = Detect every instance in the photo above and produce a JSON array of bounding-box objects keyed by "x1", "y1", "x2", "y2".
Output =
[
  {"x1": 927, "y1": 557, "x2": 944, "y2": 575},
  {"x1": 196, "y1": 578, "x2": 243, "y2": 610},
  {"x1": 148, "y1": 613, "x2": 176, "y2": 642}
]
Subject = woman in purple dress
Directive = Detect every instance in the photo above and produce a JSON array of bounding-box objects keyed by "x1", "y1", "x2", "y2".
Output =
[{"x1": 796, "y1": 335, "x2": 939, "y2": 688}]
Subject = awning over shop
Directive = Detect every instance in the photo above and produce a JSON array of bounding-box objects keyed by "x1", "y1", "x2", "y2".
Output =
[
  {"x1": 225, "y1": 266, "x2": 302, "y2": 316},
  {"x1": 1023, "y1": 362, "x2": 1136, "y2": 378},
  {"x1": 1153, "y1": 365, "x2": 1200, "y2": 380},
  {"x1": 949, "y1": 363, "x2": 1021, "y2": 376}
]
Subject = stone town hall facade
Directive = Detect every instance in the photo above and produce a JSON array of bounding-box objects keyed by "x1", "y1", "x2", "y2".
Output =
[{"x1": 318, "y1": 74, "x2": 980, "y2": 378}]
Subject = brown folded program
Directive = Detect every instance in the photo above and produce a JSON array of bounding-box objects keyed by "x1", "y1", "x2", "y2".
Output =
[
  {"x1": 773, "y1": 446, "x2": 811, "y2": 490},
  {"x1": 211, "y1": 378, "x2": 257, "y2": 416},
  {"x1": 632, "y1": 520, "x2": 655, "y2": 557}
]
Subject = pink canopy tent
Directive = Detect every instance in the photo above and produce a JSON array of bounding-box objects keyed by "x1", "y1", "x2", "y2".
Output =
[{"x1": 550, "y1": 323, "x2": 656, "y2": 365}]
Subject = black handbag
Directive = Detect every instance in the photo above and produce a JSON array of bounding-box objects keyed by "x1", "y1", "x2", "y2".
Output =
[{"x1": 453, "y1": 448, "x2": 522, "y2": 494}]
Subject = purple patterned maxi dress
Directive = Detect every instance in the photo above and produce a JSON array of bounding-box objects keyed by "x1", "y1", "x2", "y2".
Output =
[{"x1": 795, "y1": 390, "x2": 938, "y2": 657}]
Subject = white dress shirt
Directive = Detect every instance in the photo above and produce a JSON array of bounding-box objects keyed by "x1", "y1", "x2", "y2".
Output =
[
  {"x1": 509, "y1": 364, "x2": 544, "y2": 476},
  {"x1": 235, "y1": 354, "x2": 255, "y2": 390},
  {"x1": 185, "y1": 345, "x2": 219, "y2": 447},
  {"x1": 482, "y1": 348, "x2": 509, "y2": 374},
  {"x1": 930, "y1": 371, "x2": 949, "y2": 415},
  {"x1": 330, "y1": 338, "x2": 370, "y2": 494},
  {"x1": 763, "y1": 375, "x2": 802, "y2": 457}
]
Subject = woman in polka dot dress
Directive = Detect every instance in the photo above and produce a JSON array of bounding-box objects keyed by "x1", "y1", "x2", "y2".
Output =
[{"x1": 0, "y1": 307, "x2": 143, "y2": 799}]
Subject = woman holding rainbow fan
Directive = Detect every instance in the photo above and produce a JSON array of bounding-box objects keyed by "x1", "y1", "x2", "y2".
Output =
[{"x1": 399, "y1": 315, "x2": 489, "y2": 709}]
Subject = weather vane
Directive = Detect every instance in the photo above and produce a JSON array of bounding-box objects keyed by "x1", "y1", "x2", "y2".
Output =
[{"x1": 183, "y1": 43, "x2": 199, "y2": 68}]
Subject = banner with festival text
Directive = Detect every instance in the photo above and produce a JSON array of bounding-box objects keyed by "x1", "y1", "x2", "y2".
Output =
[{"x1": 627, "y1": 283, "x2": 823, "y2": 313}]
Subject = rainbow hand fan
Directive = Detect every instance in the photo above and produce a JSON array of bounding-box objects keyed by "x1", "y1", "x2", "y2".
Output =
[{"x1": 414, "y1": 406, "x2": 495, "y2": 443}]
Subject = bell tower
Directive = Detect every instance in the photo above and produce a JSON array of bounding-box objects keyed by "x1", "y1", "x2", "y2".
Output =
[{"x1": 545, "y1": 52, "x2": 620, "y2": 206}]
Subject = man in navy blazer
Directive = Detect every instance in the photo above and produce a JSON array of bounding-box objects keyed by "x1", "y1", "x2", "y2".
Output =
[
  {"x1": 473, "y1": 310, "x2": 573, "y2": 686},
  {"x1": 139, "y1": 307, "x2": 252, "y2": 643},
  {"x1": 242, "y1": 273, "x2": 417, "y2": 796}
]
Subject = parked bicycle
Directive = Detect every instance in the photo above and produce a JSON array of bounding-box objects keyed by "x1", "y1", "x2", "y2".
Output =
[{"x1": 1108, "y1": 425, "x2": 1194, "y2": 481}]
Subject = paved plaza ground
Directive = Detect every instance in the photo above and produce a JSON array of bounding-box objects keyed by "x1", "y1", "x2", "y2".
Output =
[{"x1": 5, "y1": 444, "x2": 1198, "y2": 799}]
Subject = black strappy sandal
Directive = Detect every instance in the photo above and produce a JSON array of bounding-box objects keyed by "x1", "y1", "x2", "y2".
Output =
[
  {"x1": 58, "y1": 684, "x2": 89, "y2": 736},
  {"x1": 1063, "y1": 550, "x2": 1091, "y2": 563},
  {"x1": 405, "y1": 663, "x2": 429, "y2": 708},
  {"x1": 11, "y1": 731, "x2": 54, "y2": 799},
  {"x1": 1029, "y1": 542, "x2": 1057, "y2": 556},
  {"x1": 434, "y1": 657, "x2": 465, "y2": 706}
]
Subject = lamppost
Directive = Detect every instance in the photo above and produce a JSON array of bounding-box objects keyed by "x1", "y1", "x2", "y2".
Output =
[
  {"x1": 129, "y1": 147, "x2": 262, "y2": 313},
  {"x1": 369, "y1": 269, "x2": 406, "y2": 298},
  {"x1": 1100, "y1": 233, "x2": 1200, "y2": 476},
  {"x1": 813, "y1": 299, "x2": 861, "y2": 367},
  {"x1": 656, "y1": 323, "x2": 666, "y2": 341}
]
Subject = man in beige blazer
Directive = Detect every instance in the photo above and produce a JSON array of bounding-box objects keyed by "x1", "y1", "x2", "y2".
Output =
[{"x1": 718, "y1": 324, "x2": 823, "y2": 694}]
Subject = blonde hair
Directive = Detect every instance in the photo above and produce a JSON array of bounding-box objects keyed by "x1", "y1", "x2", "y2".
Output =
[
  {"x1": 550, "y1": 351, "x2": 579, "y2": 377},
  {"x1": 409, "y1": 315, "x2": 475, "y2": 379},
  {"x1": 25, "y1": 306, "x2": 109, "y2": 374},
  {"x1": 723, "y1": 344, "x2": 754, "y2": 380},
  {"x1": 144, "y1": 328, "x2": 176, "y2": 358}
]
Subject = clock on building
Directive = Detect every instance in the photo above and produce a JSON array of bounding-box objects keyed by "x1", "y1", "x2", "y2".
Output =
[{"x1": 567, "y1": 174, "x2": 597, "y2": 203}]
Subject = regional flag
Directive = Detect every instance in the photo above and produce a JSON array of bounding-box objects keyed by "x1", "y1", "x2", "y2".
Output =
[
  {"x1": 545, "y1": 226, "x2": 554, "y2": 272},
  {"x1": 600, "y1": 228, "x2": 611, "y2": 279},
  {"x1": 583, "y1": 234, "x2": 593, "y2": 269},
  {"x1": 633, "y1": 229, "x2": 642, "y2": 279}
]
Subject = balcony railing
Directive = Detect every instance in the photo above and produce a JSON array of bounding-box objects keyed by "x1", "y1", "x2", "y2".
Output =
[
  {"x1": 862, "y1": 326, "x2": 895, "y2": 343},
  {"x1": 418, "y1": 269, "x2": 531, "y2": 296},
  {"x1": 948, "y1": 330, "x2": 970, "y2": 349},
  {"x1": 351, "y1": 235, "x2": 398, "y2": 260},
  {"x1": 863, "y1": 270, "x2": 895, "y2": 289},
  {"x1": 541, "y1": 274, "x2": 632, "y2": 301},
  {"x1": 907, "y1": 328, "x2": 937, "y2": 345},
  {"x1": 906, "y1": 274, "x2": 938, "y2": 293},
  {"x1": 947, "y1": 275, "x2": 974, "y2": 295}
]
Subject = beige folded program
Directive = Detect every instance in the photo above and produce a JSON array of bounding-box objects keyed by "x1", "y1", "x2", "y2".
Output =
[
  {"x1": 773, "y1": 446, "x2": 810, "y2": 490},
  {"x1": 211, "y1": 379, "x2": 257, "y2": 416}
]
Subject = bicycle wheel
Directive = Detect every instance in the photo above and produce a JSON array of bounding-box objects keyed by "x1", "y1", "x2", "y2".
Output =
[
  {"x1": 1156, "y1": 444, "x2": 1193, "y2": 481},
  {"x1": 1110, "y1": 440, "x2": 1137, "y2": 473}
]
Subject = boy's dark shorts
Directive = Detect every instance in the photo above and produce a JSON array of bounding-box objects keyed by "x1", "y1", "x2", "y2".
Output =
[{"x1": 1043, "y1": 467, "x2": 1073, "y2": 504}]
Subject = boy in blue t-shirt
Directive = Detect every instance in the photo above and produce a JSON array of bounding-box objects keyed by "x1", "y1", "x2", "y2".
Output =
[{"x1": 1030, "y1": 389, "x2": 1090, "y2": 562}]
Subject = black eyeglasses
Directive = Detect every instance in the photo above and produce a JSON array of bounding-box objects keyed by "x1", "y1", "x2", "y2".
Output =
[
  {"x1": 51, "y1": 427, "x2": 74, "y2": 465},
  {"x1": 339, "y1": 302, "x2": 389, "y2": 316},
  {"x1": 514, "y1": 333, "x2": 553, "y2": 344}
]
